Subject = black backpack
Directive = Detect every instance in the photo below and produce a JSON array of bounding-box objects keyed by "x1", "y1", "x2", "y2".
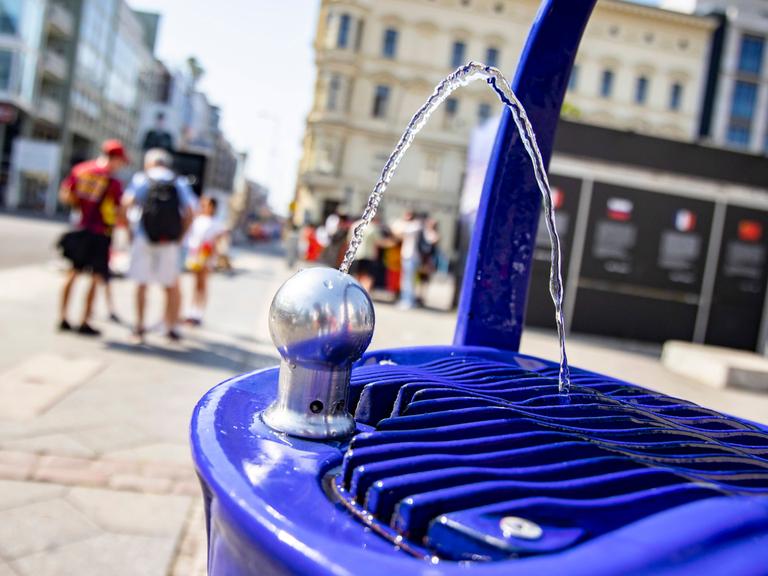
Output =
[{"x1": 141, "y1": 178, "x2": 182, "y2": 243}]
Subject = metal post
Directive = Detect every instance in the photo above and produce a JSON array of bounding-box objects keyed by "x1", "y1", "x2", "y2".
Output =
[
  {"x1": 563, "y1": 176, "x2": 593, "y2": 332},
  {"x1": 693, "y1": 200, "x2": 727, "y2": 343}
]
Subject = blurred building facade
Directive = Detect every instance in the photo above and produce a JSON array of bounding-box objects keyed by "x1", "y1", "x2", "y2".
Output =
[
  {"x1": 665, "y1": 0, "x2": 768, "y2": 154},
  {"x1": 294, "y1": 0, "x2": 715, "y2": 252},
  {"x1": 137, "y1": 62, "x2": 240, "y2": 196},
  {"x1": 0, "y1": 0, "x2": 156, "y2": 213},
  {"x1": 0, "y1": 0, "x2": 240, "y2": 214}
]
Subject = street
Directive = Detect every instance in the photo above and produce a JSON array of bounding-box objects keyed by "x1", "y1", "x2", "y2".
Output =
[{"x1": 0, "y1": 212, "x2": 767, "y2": 575}]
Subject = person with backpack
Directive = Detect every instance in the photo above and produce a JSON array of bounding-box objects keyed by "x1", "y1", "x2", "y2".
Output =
[
  {"x1": 123, "y1": 148, "x2": 197, "y2": 343},
  {"x1": 57, "y1": 140, "x2": 128, "y2": 336}
]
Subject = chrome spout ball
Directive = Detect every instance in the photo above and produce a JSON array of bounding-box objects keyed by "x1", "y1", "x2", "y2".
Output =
[{"x1": 263, "y1": 267, "x2": 375, "y2": 440}]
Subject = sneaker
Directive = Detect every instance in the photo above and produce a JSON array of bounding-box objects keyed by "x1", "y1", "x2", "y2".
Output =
[
  {"x1": 58, "y1": 319, "x2": 72, "y2": 332},
  {"x1": 130, "y1": 328, "x2": 146, "y2": 345},
  {"x1": 166, "y1": 329, "x2": 181, "y2": 342},
  {"x1": 77, "y1": 323, "x2": 101, "y2": 337},
  {"x1": 109, "y1": 313, "x2": 122, "y2": 324},
  {"x1": 185, "y1": 317, "x2": 202, "y2": 327}
]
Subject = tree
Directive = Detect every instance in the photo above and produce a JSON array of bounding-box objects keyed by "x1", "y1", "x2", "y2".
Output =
[{"x1": 186, "y1": 56, "x2": 205, "y2": 86}]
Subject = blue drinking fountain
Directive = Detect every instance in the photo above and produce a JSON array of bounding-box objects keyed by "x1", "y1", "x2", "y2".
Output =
[{"x1": 191, "y1": 1, "x2": 768, "y2": 574}]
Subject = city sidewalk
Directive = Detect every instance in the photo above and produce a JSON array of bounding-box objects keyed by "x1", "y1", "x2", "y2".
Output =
[{"x1": 0, "y1": 215, "x2": 766, "y2": 575}]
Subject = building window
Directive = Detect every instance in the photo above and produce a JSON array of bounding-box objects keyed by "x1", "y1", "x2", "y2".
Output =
[
  {"x1": 486, "y1": 47, "x2": 499, "y2": 68},
  {"x1": 445, "y1": 97, "x2": 458, "y2": 117},
  {"x1": 337, "y1": 13, "x2": 351, "y2": 48},
  {"x1": 478, "y1": 102, "x2": 492, "y2": 123},
  {"x1": 731, "y1": 80, "x2": 758, "y2": 120},
  {"x1": 420, "y1": 153, "x2": 440, "y2": 190},
  {"x1": 372, "y1": 84, "x2": 390, "y2": 118},
  {"x1": 600, "y1": 69, "x2": 614, "y2": 98},
  {"x1": 669, "y1": 82, "x2": 683, "y2": 110},
  {"x1": 0, "y1": 0, "x2": 22, "y2": 35},
  {"x1": 727, "y1": 126, "x2": 751, "y2": 146},
  {"x1": 635, "y1": 76, "x2": 648, "y2": 104},
  {"x1": 451, "y1": 41, "x2": 466, "y2": 68},
  {"x1": 568, "y1": 64, "x2": 579, "y2": 92},
  {"x1": 738, "y1": 34, "x2": 764, "y2": 75},
  {"x1": 0, "y1": 50, "x2": 12, "y2": 91},
  {"x1": 326, "y1": 74, "x2": 341, "y2": 111},
  {"x1": 382, "y1": 28, "x2": 398, "y2": 59}
]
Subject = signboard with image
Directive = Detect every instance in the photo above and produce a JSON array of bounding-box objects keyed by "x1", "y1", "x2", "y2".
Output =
[
  {"x1": 525, "y1": 174, "x2": 582, "y2": 328},
  {"x1": 572, "y1": 183, "x2": 715, "y2": 342},
  {"x1": 705, "y1": 206, "x2": 768, "y2": 350}
]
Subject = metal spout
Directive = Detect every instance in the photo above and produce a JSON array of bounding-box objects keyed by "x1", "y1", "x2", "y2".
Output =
[{"x1": 263, "y1": 267, "x2": 375, "y2": 440}]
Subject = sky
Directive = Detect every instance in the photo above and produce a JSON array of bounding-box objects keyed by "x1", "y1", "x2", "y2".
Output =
[
  {"x1": 129, "y1": 0, "x2": 661, "y2": 214},
  {"x1": 130, "y1": 0, "x2": 321, "y2": 214}
]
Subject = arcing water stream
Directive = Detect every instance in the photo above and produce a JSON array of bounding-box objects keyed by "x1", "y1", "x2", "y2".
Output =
[{"x1": 338, "y1": 62, "x2": 571, "y2": 395}]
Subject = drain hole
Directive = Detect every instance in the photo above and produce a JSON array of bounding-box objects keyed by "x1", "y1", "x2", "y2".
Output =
[{"x1": 310, "y1": 400, "x2": 324, "y2": 414}]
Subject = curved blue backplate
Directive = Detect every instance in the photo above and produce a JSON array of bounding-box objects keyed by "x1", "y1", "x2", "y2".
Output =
[{"x1": 454, "y1": 0, "x2": 597, "y2": 351}]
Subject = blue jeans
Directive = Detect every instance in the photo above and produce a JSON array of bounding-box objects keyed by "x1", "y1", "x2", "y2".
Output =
[{"x1": 399, "y1": 257, "x2": 418, "y2": 307}]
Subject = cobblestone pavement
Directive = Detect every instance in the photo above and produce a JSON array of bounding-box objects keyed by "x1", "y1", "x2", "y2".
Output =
[{"x1": 0, "y1": 214, "x2": 766, "y2": 575}]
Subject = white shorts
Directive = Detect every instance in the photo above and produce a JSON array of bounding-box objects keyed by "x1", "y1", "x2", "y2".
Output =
[{"x1": 129, "y1": 235, "x2": 181, "y2": 287}]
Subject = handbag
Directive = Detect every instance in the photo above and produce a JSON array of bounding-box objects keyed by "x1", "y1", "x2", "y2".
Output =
[
  {"x1": 57, "y1": 229, "x2": 91, "y2": 267},
  {"x1": 57, "y1": 182, "x2": 109, "y2": 267}
]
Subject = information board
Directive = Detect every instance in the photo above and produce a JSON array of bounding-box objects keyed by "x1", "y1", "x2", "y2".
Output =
[
  {"x1": 705, "y1": 205, "x2": 768, "y2": 350},
  {"x1": 572, "y1": 183, "x2": 715, "y2": 342}
]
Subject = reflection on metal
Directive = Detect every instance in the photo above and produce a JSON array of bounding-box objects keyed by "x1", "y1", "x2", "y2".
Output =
[
  {"x1": 499, "y1": 516, "x2": 543, "y2": 540},
  {"x1": 263, "y1": 267, "x2": 375, "y2": 439}
]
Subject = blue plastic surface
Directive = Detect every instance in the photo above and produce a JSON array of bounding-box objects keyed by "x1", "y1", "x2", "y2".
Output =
[
  {"x1": 454, "y1": 0, "x2": 597, "y2": 351},
  {"x1": 190, "y1": 1, "x2": 768, "y2": 574},
  {"x1": 191, "y1": 346, "x2": 768, "y2": 575}
]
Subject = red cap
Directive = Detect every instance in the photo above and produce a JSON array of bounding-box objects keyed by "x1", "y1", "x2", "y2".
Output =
[{"x1": 101, "y1": 139, "x2": 129, "y2": 162}]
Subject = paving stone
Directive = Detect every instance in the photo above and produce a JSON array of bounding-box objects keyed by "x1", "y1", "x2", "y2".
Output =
[
  {"x1": 2, "y1": 434, "x2": 95, "y2": 458},
  {"x1": 108, "y1": 474, "x2": 173, "y2": 494},
  {"x1": 141, "y1": 461, "x2": 195, "y2": 481},
  {"x1": 67, "y1": 487, "x2": 191, "y2": 538},
  {"x1": 0, "y1": 451, "x2": 36, "y2": 481},
  {"x1": 69, "y1": 424, "x2": 150, "y2": 455},
  {"x1": 0, "y1": 498, "x2": 98, "y2": 559},
  {"x1": 0, "y1": 355, "x2": 104, "y2": 420},
  {"x1": 106, "y1": 442, "x2": 192, "y2": 465},
  {"x1": 0, "y1": 480, "x2": 64, "y2": 511},
  {"x1": 33, "y1": 456, "x2": 108, "y2": 488},
  {"x1": 11, "y1": 533, "x2": 177, "y2": 576}
]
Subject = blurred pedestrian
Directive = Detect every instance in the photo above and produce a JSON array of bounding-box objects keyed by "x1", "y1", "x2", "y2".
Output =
[
  {"x1": 320, "y1": 211, "x2": 350, "y2": 268},
  {"x1": 348, "y1": 216, "x2": 381, "y2": 292},
  {"x1": 417, "y1": 217, "x2": 440, "y2": 302},
  {"x1": 284, "y1": 221, "x2": 300, "y2": 269},
  {"x1": 185, "y1": 196, "x2": 225, "y2": 325},
  {"x1": 392, "y1": 210, "x2": 423, "y2": 309},
  {"x1": 57, "y1": 139, "x2": 128, "y2": 336},
  {"x1": 379, "y1": 227, "x2": 401, "y2": 296},
  {"x1": 303, "y1": 224, "x2": 323, "y2": 261},
  {"x1": 123, "y1": 148, "x2": 196, "y2": 343}
]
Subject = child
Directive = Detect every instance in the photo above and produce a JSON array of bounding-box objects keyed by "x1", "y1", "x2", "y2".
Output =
[{"x1": 185, "y1": 196, "x2": 224, "y2": 325}]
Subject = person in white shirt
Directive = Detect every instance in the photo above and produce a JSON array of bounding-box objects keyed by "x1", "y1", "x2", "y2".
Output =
[
  {"x1": 185, "y1": 196, "x2": 225, "y2": 325},
  {"x1": 123, "y1": 148, "x2": 197, "y2": 343},
  {"x1": 392, "y1": 211, "x2": 423, "y2": 309}
]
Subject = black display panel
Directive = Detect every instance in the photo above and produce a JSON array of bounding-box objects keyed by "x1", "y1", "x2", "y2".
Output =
[
  {"x1": 573, "y1": 183, "x2": 715, "y2": 342},
  {"x1": 705, "y1": 205, "x2": 768, "y2": 351},
  {"x1": 171, "y1": 151, "x2": 207, "y2": 197},
  {"x1": 525, "y1": 175, "x2": 581, "y2": 328}
]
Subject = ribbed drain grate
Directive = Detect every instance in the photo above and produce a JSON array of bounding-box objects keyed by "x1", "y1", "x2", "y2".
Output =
[{"x1": 333, "y1": 355, "x2": 768, "y2": 561}]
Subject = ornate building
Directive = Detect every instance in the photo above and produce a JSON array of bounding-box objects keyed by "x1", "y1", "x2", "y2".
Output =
[{"x1": 294, "y1": 0, "x2": 714, "y2": 253}]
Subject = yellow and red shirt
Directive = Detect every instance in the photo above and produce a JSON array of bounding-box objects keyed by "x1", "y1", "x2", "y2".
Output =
[{"x1": 61, "y1": 160, "x2": 123, "y2": 236}]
